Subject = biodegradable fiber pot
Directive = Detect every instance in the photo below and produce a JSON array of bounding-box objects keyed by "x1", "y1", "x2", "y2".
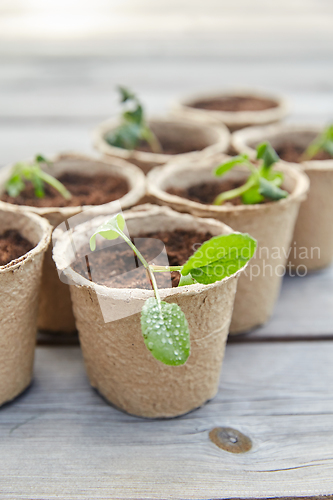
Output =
[
  {"x1": 232, "y1": 123, "x2": 333, "y2": 271},
  {"x1": 0, "y1": 206, "x2": 51, "y2": 406},
  {"x1": 172, "y1": 89, "x2": 288, "y2": 132},
  {"x1": 52, "y1": 205, "x2": 248, "y2": 418},
  {"x1": 93, "y1": 116, "x2": 230, "y2": 174},
  {"x1": 147, "y1": 158, "x2": 309, "y2": 334},
  {"x1": 0, "y1": 153, "x2": 146, "y2": 334}
]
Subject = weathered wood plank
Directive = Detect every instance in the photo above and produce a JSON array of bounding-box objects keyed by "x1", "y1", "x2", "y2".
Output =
[
  {"x1": 1, "y1": 0, "x2": 333, "y2": 59},
  {"x1": 238, "y1": 264, "x2": 333, "y2": 340},
  {"x1": 0, "y1": 59, "x2": 333, "y2": 121},
  {"x1": 0, "y1": 343, "x2": 332, "y2": 499},
  {"x1": 0, "y1": 124, "x2": 94, "y2": 167}
]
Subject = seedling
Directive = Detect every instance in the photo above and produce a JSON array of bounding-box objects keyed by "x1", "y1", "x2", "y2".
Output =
[
  {"x1": 5, "y1": 155, "x2": 72, "y2": 200},
  {"x1": 90, "y1": 214, "x2": 257, "y2": 366},
  {"x1": 302, "y1": 124, "x2": 333, "y2": 160},
  {"x1": 213, "y1": 142, "x2": 288, "y2": 205},
  {"x1": 105, "y1": 86, "x2": 162, "y2": 153}
]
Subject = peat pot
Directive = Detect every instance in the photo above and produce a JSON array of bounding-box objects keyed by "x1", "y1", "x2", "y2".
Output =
[
  {"x1": 52, "y1": 205, "x2": 249, "y2": 418},
  {"x1": 93, "y1": 116, "x2": 230, "y2": 174},
  {"x1": 173, "y1": 89, "x2": 288, "y2": 132},
  {"x1": 0, "y1": 153, "x2": 146, "y2": 334},
  {"x1": 233, "y1": 123, "x2": 333, "y2": 271},
  {"x1": 0, "y1": 205, "x2": 51, "y2": 405},
  {"x1": 147, "y1": 158, "x2": 309, "y2": 334}
]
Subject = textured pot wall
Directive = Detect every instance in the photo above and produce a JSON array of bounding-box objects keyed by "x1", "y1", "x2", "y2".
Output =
[
  {"x1": 290, "y1": 168, "x2": 333, "y2": 270},
  {"x1": 93, "y1": 117, "x2": 230, "y2": 174},
  {"x1": 232, "y1": 124, "x2": 333, "y2": 271},
  {"x1": 53, "y1": 206, "x2": 247, "y2": 418},
  {"x1": 0, "y1": 153, "x2": 146, "y2": 333},
  {"x1": 0, "y1": 208, "x2": 51, "y2": 406},
  {"x1": 172, "y1": 89, "x2": 288, "y2": 132},
  {"x1": 147, "y1": 160, "x2": 309, "y2": 334}
]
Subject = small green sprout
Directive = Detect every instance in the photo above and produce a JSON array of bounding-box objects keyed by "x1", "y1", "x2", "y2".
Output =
[
  {"x1": 105, "y1": 86, "x2": 162, "y2": 153},
  {"x1": 213, "y1": 142, "x2": 288, "y2": 205},
  {"x1": 5, "y1": 154, "x2": 72, "y2": 200},
  {"x1": 89, "y1": 214, "x2": 257, "y2": 366},
  {"x1": 302, "y1": 124, "x2": 333, "y2": 161}
]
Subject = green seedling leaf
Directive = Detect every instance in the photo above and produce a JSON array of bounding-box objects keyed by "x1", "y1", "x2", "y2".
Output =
[
  {"x1": 241, "y1": 184, "x2": 264, "y2": 205},
  {"x1": 258, "y1": 177, "x2": 288, "y2": 201},
  {"x1": 213, "y1": 141, "x2": 286, "y2": 205},
  {"x1": 31, "y1": 169, "x2": 45, "y2": 198},
  {"x1": 5, "y1": 173, "x2": 25, "y2": 197},
  {"x1": 118, "y1": 86, "x2": 136, "y2": 102},
  {"x1": 141, "y1": 297, "x2": 190, "y2": 366},
  {"x1": 123, "y1": 104, "x2": 143, "y2": 125},
  {"x1": 35, "y1": 154, "x2": 49, "y2": 164},
  {"x1": 178, "y1": 272, "x2": 198, "y2": 287},
  {"x1": 89, "y1": 213, "x2": 125, "y2": 251},
  {"x1": 214, "y1": 154, "x2": 249, "y2": 177},
  {"x1": 303, "y1": 124, "x2": 333, "y2": 160},
  {"x1": 181, "y1": 233, "x2": 257, "y2": 285},
  {"x1": 5, "y1": 157, "x2": 71, "y2": 200},
  {"x1": 323, "y1": 140, "x2": 333, "y2": 157},
  {"x1": 262, "y1": 169, "x2": 283, "y2": 185},
  {"x1": 107, "y1": 123, "x2": 142, "y2": 150},
  {"x1": 106, "y1": 86, "x2": 162, "y2": 153},
  {"x1": 256, "y1": 142, "x2": 279, "y2": 170}
]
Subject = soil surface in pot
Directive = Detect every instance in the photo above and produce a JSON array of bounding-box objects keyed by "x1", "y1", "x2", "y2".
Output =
[
  {"x1": 1, "y1": 172, "x2": 129, "y2": 208},
  {"x1": 275, "y1": 142, "x2": 332, "y2": 163},
  {"x1": 72, "y1": 229, "x2": 213, "y2": 289},
  {"x1": 167, "y1": 178, "x2": 282, "y2": 206},
  {"x1": 191, "y1": 96, "x2": 278, "y2": 112},
  {"x1": 134, "y1": 138, "x2": 198, "y2": 155},
  {"x1": 105, "y1": 133, "x2": 199, "y2": 156},
  {"x1": 0, "y1": 229, "x2": 34, "y2": 266}
]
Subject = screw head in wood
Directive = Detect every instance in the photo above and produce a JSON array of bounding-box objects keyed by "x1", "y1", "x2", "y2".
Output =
[{"x1": 209, "y1": 427, "x2": 252, "y2": 453}]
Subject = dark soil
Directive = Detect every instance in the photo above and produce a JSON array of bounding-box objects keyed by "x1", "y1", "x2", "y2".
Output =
[
  {"x1": 135, "y1": 138, "x2": 198, "y2": 155},
  {"x1": 167, "y1": 179, "x2": 247, "y2": 206},
  {"x1": 0, "y1": 229, "x2": 34, "y2": 266},
  {"x1": 191, "y1": 96, "x2": 278, "y2": 112},
  {"x1": 1, "y1": 172, "x2": 129, "y2": 208},
  {"x1": 72, "y1": 229, "x2": 213, "y2": 289},
  {"x1": 275, "y1": 142, "x2": 332, "y2": 163}
]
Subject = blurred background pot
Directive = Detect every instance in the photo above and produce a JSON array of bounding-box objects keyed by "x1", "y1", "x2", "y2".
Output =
[
  {"x1": 233, "y1": 123, "x2": 333, "y2": 271},
  {"x1": 173, "y1": 89, "x2": 288, "y2": 132},
  {"x1": 0, "y1": 206, "x2": 51, "y2": 406},
  {"x1": 147, "y1": 157, "x2": 309, "y2": 334},
  {"x1": 52, "y1": 205, "x2": 249, "y2": 418},
  {"x1": 93, "y1": 116, "x2": 230, "y2": 174},
  {"x1": 0, "y1": 153, "x2": 146, "y2": 334}
]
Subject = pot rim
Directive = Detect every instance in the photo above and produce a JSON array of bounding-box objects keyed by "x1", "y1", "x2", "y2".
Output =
[
  {"x1": 147, "y1": 156, "x2": 310, "y2": 214},
  {"x1": 0, "y1": 206, "x2": 52, "y2": 273},
  {"x1": 232, "y1": 123, "x2": 333, "y2": 172},
  {"x1": 173, "y1": 88, "x2": 289, "y2": 126},
  {"x1": 0, "y1": 152, "x2": 146, "y2": 218},
  {"x1": 52, "y1": 204, "x2": 249, "y2": 300},
  {"x1": 92, "y1": 115, "x2": 230, "y2": 162}
]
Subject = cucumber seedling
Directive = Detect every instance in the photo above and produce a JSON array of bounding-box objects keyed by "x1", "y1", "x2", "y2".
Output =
[
  {"x1": 213, "y1": 142, "x2": 288, "y2": 205},
  {"x1": 90, "y1": 213, "x2": 257, "y2": 366},
  {"x1": 5, "y1": 155, "x2": 72, "y2": 200},
  {"x1": 105, "y1": 86, "x2": 162, "y2": 153},
  {"x1": 302, "y1": 124, "x2": 333, "y2": 160}
]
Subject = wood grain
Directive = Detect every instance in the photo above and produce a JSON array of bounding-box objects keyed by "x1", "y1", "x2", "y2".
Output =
[
  {"x1": 0, "y1": 343, "x2": 332, "y2": 499},
  {"x1": 234, "y1": 264, "x2": 333, "y2": 340}
]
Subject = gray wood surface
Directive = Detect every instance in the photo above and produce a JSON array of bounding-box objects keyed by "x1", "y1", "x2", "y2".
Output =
[
  {"x1": 237, "y1": 264, "x2": 333, "y2": 340},
  {"x1": 0, "y1": 343, "x2": 332, "y2": 499},
  {"x1": 1, "y1": 4, "x2": 333, "y2": 495}
]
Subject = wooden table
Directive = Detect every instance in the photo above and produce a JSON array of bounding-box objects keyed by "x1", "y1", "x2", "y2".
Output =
[{"x1": 1, "y1": 10, "x2": 333, "y2": 496}]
